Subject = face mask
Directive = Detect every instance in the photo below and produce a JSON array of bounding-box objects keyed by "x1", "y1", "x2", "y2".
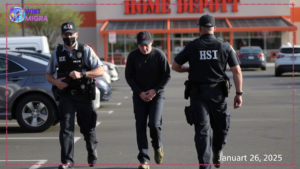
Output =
[{"x1": 63, "y1": 37, "x2": 76, "y2": 46}]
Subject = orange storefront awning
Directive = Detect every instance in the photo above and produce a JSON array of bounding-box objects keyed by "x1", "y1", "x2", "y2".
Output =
[{"x1": 99, "y1": 16, "x2": 297, "y2": 63}]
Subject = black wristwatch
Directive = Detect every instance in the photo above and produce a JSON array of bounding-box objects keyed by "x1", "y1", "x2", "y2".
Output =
[
  {"x1": 82, "y1": 70, "x2": 86, "y2": 78},
  {"x1": 236, "y1": 91, "x2": 243, "y2": 96}
]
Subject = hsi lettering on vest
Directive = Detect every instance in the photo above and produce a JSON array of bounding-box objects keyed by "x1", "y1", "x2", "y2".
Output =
[
  {"x1": 59, "y1": 56, "x2": 66, "y2": 62},
  {"x1": 199, "y1": 50, "x2": 218, "y2": 60}
]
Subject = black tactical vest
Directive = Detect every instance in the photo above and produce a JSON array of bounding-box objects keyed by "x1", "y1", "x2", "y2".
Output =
[
  {"x1": 188, "y1": 38, "x2": 227, "y2": 84},
  {"x1": 56, "y1": 43, "x2": 91, "y2": 90}
]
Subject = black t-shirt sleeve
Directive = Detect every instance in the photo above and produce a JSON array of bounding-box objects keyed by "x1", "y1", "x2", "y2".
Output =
[
  {"x1": 174, "y1": 41, "x2": 193, "y2": 65},
  {"x1": 226, "y1": 43, "x2": 241, "y2": 67},
  {"x1": 124, "y1": 51, "x2": 143, "y2": 95}
]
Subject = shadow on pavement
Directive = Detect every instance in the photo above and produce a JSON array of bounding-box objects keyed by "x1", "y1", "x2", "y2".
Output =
[{"x1": 0, "y1": 126, "x2": 31, "y2": 134}]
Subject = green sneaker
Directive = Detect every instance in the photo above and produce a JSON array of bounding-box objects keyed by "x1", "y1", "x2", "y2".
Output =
[
  {"x1": 138, "y1": 162, "x2": 150, "y2": 169},
  {"x1": 154, "y1": 146, "x2": 164, "y2": 164}
]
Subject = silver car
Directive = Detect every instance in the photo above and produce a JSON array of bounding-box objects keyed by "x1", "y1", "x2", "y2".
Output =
[
  {"x1": 0, "y1": 52, "x2": 100, "y2": 132},
  {"x1": 102, "y1": 61, "x2": 119, "y2": 82}
]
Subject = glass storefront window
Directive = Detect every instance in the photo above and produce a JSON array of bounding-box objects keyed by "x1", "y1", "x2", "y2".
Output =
[
  {"x1": 233, "y1": 32, "x2": 249, "y2": 37},
  {"x1": 214, "y1": 32, "x2": 221, "y2": 39},
  {"x1": 222, "y1": 32, "x2": 230, "y2": 42},
  {"x1": 250, "y1": 38, "x2": 264, "y2": 49},
  {"x1": 234, "y1": 39, "x2": 249, "y2": 50},
  {"x1": 125, "y1": 39, "x2": 137, "y2": 53},
  {"x1": 172, "y1": 40, "x2": 181, "y2": 53},
  {"x1": 173, "y1": 34, "x2": 181, "y2": 38},
  {"x1": 108, "y1": 39, "x2": 124, "y2": 53},
  {"x1": 266, "y1": 37, "x2": 281, "y2": 49},
  {"x1": 153, "y1": 40, "x2": 167, "y2": 54},
  {"x1": 251, "y1": 31, "x2": 281, "y2": 37},
  {"x1": 153, "y1": 34, "x2": 166, "y2": 39}
]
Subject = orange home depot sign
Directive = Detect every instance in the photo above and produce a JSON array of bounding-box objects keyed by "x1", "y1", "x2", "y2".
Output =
[
  {"x1": 124, "y1": 0, "x2": 240, "y2": 14},
  {"x1": 125, "y1": 0, "x2": 171, "y2": 14}
]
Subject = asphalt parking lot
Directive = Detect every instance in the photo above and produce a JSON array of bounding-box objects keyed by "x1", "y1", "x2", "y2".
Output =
[{"x1": 0, "y1": 65, "x2": 299, "y2": 169}]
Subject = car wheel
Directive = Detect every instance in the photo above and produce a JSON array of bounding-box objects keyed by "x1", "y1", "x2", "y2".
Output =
[
  {"x1": 16, "y1": 94, "x2": 55, "y2": 132},
  {"x1": 275, "y1": 69, "x2": 282, "y2": 77},
  {"x1": 261, "y1": 66, "x2": 266, "y2": 71}
]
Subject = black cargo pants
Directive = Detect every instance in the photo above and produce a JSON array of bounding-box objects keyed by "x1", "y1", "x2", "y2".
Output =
[
  {"x1": 189, "y1": 83, "x2": 230, "y2": 169},
  {"x1": 132, "y1": 91, "x2": 165, "y2": 163},
  {"x1": 58, "y1": 91, "x2": 98, "y2": 164}
]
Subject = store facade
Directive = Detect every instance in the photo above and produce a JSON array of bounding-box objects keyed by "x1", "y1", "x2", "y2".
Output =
[{"x1": 96, "y1": 0, "x2": 296, "y2": 64}]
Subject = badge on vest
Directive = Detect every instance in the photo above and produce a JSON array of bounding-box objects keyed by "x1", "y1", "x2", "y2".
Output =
[
  {"x1": 77, "y1": 52, "x2": 82, "y2": 59},
  {"x1": 199, "y1": 50, "x2": 218, "y2": 60},
  {"x1": 59, "y1": 56, "x2": 66, "y2": 62}
]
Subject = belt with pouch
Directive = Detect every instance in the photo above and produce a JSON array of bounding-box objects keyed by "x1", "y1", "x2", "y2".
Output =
[{"x1": 65, "y1": 89, "x2": 80, "y2": 95}]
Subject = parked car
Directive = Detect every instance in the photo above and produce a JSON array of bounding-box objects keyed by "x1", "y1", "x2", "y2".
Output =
[
  {"x1": 238, "y1": 46, "x2": 266, "y2": 70},
  {"x1": 102, "y1": 64, "x2": 112, "y2": 84},
  {"x1": 275, "y1": 44, "x2": 300, "y2": 76},
  {"x1": 0, "y1": 52, "x2": 100, "y2": 132},
  {"x1": 7, "y1": 49, "x2": 51, "y2": 61},
  {"x1": 95, "y1": 76, "x2": 112, "y2": 101},
  {"x1": 102, "y1": 61, "x2": 119, "y2": 82},
  {"x1": 0, "y1": 36, "x2": 50, "y2": 53}
]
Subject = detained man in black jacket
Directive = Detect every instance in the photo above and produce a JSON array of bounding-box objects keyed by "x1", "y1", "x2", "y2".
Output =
[{"x1": 125, "y1": 31, "x2": 171, "y2": 169}]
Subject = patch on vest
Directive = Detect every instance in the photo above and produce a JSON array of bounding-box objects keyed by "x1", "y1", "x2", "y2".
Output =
[
  {"x1": 73, "y1": 60, "x2": 81, "y2": 63},
  {"x1": 199, "y1": 50, "x2": 218, "y2": 60},
  {"x1": 59, "y1": 56, "x2": 66, "y2": 62},
  {"x1": 77, "y1": 52, "x2": 82, "y2": 58}
]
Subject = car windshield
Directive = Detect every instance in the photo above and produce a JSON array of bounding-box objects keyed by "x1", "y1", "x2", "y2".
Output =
[
  {"x1": 240, "y1": 48, "x2": 262, "y2": 53},
  {"x1": 280, "y1": 48, "x2": 300, "y2": 53}
]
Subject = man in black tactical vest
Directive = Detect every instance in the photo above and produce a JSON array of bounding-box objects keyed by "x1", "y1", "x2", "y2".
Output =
[
  {"x1": 46, "y1": 22, "x2": 104, "y2": 169},
  {"x1": 172, "y1": 15, "x2": 243, "y2": 169}
]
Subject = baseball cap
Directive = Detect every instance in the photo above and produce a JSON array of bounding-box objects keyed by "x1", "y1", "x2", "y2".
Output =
[
  {"x1": 61, "y1": 22, "x2": 77, "y2": 34},
  {"x1": 197, "y1": 14, "x2": 215, "y2": 27},
  {"x1": 137, "y1": 31, "x2": 152, "y2": 45}
]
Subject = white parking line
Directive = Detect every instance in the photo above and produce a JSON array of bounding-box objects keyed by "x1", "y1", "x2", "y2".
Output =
[
  {"x1": 102, "y1": 102, "x2": 122, "y2": 106},
  {"x1": 124, "y1": 96, "x2": 128, "y2": 99},
  {"x1": 0, "y1": 123, "x2": 18, "y2": 125},
  {"x1": 74, "y1": 137, "x2": 80, "y2": 143},
  {"x1": 0, "y1": 137, "x2": 81, "y2": 143},
  {"x1": 96, "y1": 122, "x2": 101, "y2": 126},
  {"x1": 0, "y1": 160, "x2": 48, "y2": 169},
  {"x1": 98, "y1": 111, "x2": 113, "y2": 114},
  {"x1": 29, "y1": 160, "x2": 48, "y2": 169}
]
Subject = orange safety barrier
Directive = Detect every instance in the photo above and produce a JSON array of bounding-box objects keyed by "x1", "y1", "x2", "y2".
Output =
[
  {"x1": 123, "y1": 57, "x2": 127, "y2": 65},
  {"x1": 108, "y1": 55, "x2": 122, "y2": 65}
]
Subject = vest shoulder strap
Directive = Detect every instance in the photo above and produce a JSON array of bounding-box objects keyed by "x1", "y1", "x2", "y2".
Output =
[
  {"x1": 56, "y1": 44, "x2": 64, "y2": 66},
  {"x1": 78, "y1": 43, "x2": 84, "y2": 52}
]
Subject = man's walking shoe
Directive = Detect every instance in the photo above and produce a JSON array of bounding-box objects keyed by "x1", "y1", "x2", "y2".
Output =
[
  {"x1": 212, "y1": 151, "x2": 223, "y2": 168},
  {"x1": 154, "y1": 146, "x2": 164, "y2": 164},
  {"x1": 88, "y1": 150, "x2": 98, "y2": 167},
  {"x1": 58, "y1": 163, "x2": 74, "y2": 169},
  {"x1": 138, "y1": 162, "x2": 150, "y2": 169}
]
